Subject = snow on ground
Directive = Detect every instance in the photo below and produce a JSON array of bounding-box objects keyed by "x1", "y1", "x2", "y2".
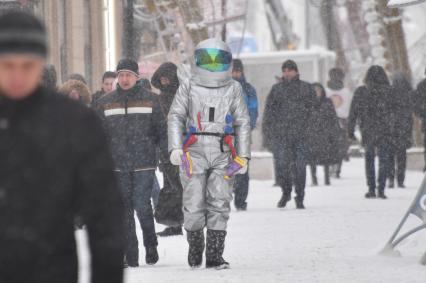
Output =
[{"x1": 77, "y1": 157, "x2": 426, "y2": 283}]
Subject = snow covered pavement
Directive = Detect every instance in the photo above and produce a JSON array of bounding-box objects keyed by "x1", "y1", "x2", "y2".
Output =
[{"x1": 77, "y1": 157, "x2": 426, "y2": 283}]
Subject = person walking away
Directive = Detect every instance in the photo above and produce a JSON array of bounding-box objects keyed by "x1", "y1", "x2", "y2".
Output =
[
  {"x1": 348, "y1": 65, "x2": 396, "y2": 199},
  {"x1": 151, "y1": 61, "x2": 184, "y2": 237},
  {"x1": 388, "y1": 73, "x2": 413, "y2": 188},
  {"x1": 307, "y1": 83, "x2": 341, "y2": 186},
  {"x1": 168, "y1": 39, "x2": 251, "y2": 269},
  {"x1": 325, "y1": 68, "x2": 353, "y2": 178},
  {"x1": 262, "y1": 60, "x2": 316, "y2": 209},
  {"x1": 96, "y1": 58, "x2": 168, "y2": 267},
  {"x1": 231, "y1": 58, "x2": 258, "y2": 211},
  {"x1": 412, "y1": 68, "x2": 426, "y2": 172},
  {"x1": 0, "y1": 11, "x2": 124, "y2": 283}
]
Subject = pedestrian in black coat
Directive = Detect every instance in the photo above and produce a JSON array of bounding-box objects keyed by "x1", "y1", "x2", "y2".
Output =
[
  {"x1": 412, "y1": 69, "x2": 426, "y2": 171},
  {"x1": 306, "y1": 83, "x2": 341, "y2": 186},
  {"x1": 262, "y1": 60, "x2": 316, "y2": 209},
  {"x1": 348, "y1": 65, "x2": 396, "y2": 199},
  {"x1": 388, "y1": 73, "x2": 413, "y2": 188},
  {"x1": 0, "y1": 11, "x2": 124, "y2": 283},
  {"x1": 151, "y1": 62, "x2": 184, "y2": 237}
]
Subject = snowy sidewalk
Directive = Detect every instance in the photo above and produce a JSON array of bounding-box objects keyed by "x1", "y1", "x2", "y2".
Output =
[{"x1": 77, "y1": 157, "x2": 426, "y2": 283}]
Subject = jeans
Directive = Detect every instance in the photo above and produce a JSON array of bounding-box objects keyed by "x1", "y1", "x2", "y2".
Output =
[
  {"x1": 117, "y1": 170, "x2": 158, "y2": 265},
  {"x1": 234, "y1": 168, "x2": 249, "y2": 209},
  {"x1": 364, "y1": 144, "x2": 390, "y2": 193},
  {"x1": 388, "y1": 147, "x2": 407, "y2": 186},
  {"x1": 273, "y1": 140, "x2": 307, "y2": 201}
]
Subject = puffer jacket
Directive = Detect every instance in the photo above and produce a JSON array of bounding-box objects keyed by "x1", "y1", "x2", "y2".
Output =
[{"x1": 96, "y1": 81, "x2": 168, "y2": 171}]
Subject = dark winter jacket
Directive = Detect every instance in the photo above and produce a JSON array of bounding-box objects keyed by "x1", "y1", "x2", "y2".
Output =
[
  {"x1": 306, "y1": 93, "x2": 341, "y2": 165},
  {"x1": 235, "y1": 75, "x2": 258, "y2": 130},
  {"x1": 96, "y1": 80, "x2": 168, "y2": 172},
  {"x1": 348, "y1": 83, "x2": 396, "y2": 147},
  {"x1": 151, "y1": 62, "x2": 183, "y2": 226},
  {"x1": 413, "y1": 78, "x2": 426, "y2": 133},
  {"x1": 91, "y1": 89, "x2": 105, "y2": 109},
  {"x1": 391, "y1": 75, "x2": 413, "y2": 149},
  {"x1": 0, "y1": 87, "x2": 124, "y2": 283},
  {"x1": 262, "y1": 76, "x2": 316, "y2": 150}
]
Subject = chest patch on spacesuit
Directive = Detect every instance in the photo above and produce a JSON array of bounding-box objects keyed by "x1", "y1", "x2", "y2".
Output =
[{"x1": 209, "y1": 107, "x2": 215, "y2": 122}]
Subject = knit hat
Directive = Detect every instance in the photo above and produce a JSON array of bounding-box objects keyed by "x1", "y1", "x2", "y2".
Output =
[
  {"x1": 232, "y1": 59, "x2": 244, "y2": 72},
  {"x1": 0, "y1": 11, "x2": 47, "y2": 58},
  {"x1": 329, "y1": 68, "x2": 345, "y2": 81},
  {"x1": 116, "y1": 58, "x2": 139, "y2": 77},
  {"x1": 281, "y1": 60, "x2": 298, "y2": 72}
]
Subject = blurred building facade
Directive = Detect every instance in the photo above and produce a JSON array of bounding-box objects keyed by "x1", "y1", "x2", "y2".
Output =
[{"x1": 0, "y1": 0, "x2": 110, "y2": 90}]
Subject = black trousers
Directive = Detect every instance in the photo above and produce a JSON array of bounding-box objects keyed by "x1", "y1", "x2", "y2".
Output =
[
  {"x1": 388, "y1": 147, "x2": 407, "y2": 186},
  {"x1": 310, "y1": 164, "x2": 330, "y2": 185},
  {"x1": 273, "y1": 141, "x2": 307, "y2": 201}
]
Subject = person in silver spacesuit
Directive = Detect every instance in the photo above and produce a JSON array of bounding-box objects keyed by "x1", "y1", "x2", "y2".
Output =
[{"x1": 168, "y1": 38, "x2": 251, "y2": 269}]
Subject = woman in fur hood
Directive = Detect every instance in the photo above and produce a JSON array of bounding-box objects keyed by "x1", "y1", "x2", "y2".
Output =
[{"x1": 59, "y1": 79, "x2": 91, "y2": 105}]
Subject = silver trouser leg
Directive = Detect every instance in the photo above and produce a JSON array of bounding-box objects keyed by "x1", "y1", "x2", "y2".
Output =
[
  {"x1": 206, "y1": 148, "x2": 233, "y2": 231},
  {"x1": 181, "y1": 149, "x2": 208, "y2": 232}
]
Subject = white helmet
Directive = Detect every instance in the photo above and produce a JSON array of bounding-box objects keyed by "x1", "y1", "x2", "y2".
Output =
[{"x1": 192, "y1": 38, "x2": 233, "y2": 88}]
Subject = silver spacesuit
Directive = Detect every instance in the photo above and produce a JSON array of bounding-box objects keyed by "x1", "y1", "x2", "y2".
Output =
[{"x1": 168, "y1": 38, "x2": 251, "y2": 269}]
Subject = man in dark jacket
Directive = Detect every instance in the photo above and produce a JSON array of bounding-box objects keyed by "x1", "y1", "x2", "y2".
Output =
[
  {"x1": 348, "y1": 65, "x2": 395, "y2": 199},
  {"x1": 151, "y1": 62, "x2": 184, "y2": 237},
  {"x1": 96, "y1": 58, "x2": 168, "y2": 267},
  {"x1": 232, "y1": 59, "x2": 258, "y2": 210},
  {"x1": 262, "y1": 60, "x2": 316, "y2": 209},
  {"x1": 91, "y1": 71, "x2": 117, "y2": 108},
  {"x1": 0, "y1": 11, "x2": 124, "y2": 283}
]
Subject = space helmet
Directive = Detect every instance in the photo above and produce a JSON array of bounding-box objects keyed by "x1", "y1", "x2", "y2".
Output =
[{"x1": 192, "y1": 38, "x2": 233, "y2": 88}]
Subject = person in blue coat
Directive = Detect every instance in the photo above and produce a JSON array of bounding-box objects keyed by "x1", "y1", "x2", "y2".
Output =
[{"x1": 232, "y1": 59, "x2": 258, "y2": 210}]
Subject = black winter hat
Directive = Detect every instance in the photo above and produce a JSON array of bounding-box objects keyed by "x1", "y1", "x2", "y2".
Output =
[
  {"x1": 116, "y1": 58, "x2": 139, "y2": 77},
  {"x1": 281, "y1": 60, "x2": 298, "y2": 72},
  {"x1": 0, "y1": 11, "x2": 47, "y2": 58},
  {"x1": 329, "y1": 68, "x2": 345, "y2": 81},
  {"x1": 232, "y1": 59, "x2": 244, "y2": 72}
]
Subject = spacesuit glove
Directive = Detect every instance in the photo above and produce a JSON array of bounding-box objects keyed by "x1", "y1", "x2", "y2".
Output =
[{"x1": 170, "y1": 149, "x2": 184, "y2": 166}]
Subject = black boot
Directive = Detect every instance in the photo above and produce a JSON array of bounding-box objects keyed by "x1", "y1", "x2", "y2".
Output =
[
  {"x1": 145, "y1": 246, "x2": 159, "y2": 265},
  {"x1": 365, "y1": 190, "x2": 376, "y2": 199},
  {"x1": 388, "y1": 179, "x2": 394, "y2": 189},
  {"x1": 206, "y1": 230, "x2": 230, "y2": 270},
  {"x1": 187, "y1": 229, "x2": 205, "y2": 268},
  {"x1": 377, "y1": 191, "x2": 387, "y2": 199},
  {"x1": 295, "y1": 197, "x2": 305, "y2": 209},
  {"x1": 157, "y1": 226, "x2": 183, "y2": 237},
  {"x1": 277, "y1": 193, "x2": 290, "y2": 208}
]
